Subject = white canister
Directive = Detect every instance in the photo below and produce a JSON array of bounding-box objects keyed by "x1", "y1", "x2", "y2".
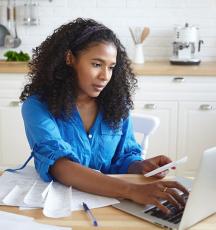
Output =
[{"x1": 133, "y1": 43, "x2": 145, "y2": 64}]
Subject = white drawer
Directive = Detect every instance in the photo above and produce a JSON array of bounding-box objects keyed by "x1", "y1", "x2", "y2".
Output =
[
  {"x1": 0, "y1": 74, "x2": 27, "y2": 98},
  {"x1": 137, "y1": 76, "x2": 216, "y2": 92}
]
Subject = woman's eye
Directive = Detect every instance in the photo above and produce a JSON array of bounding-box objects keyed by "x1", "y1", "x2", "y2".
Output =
[
  {"x1": 92, "y1": 63, "x2": 101, "y2": 67},
  {"x1": 109, "y1": 66, "x2": 115, "y2": 71}
]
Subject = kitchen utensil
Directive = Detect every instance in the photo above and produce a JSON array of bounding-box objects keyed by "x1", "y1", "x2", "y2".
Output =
[
  {"x1": 13, "y1": 1, "x2": 21, "y2": 47},
  {"x1": 0, "y1": 24, "x2": 10, "y2": 46},
  {"x1": 4, "y1": 0, "x2": 15, "y2": 48},
  {"x1": 23, "y1": 0, "x2": 39, "y2": 25},
  {"x1": 129, "y1": 27, "x2": 143, "y2": 44},
  {"x1": 134, "y1": 27, "x2": 142, "y2": 43},
  {"x1": 129, "y1": 26, "x2": 150, "y2": 45},
  {"x1": 129, "y1": 27, "x2": 136, "y2": 44},
  {"x1": 129, "y1": 26, "x2": 147, "y2": 64},
  {"x1": 4, "y1": 0, "x2": 21, "y2": 48},
  {"x1": 141, "y1": 27, "x2": 150, "y2": 43}
]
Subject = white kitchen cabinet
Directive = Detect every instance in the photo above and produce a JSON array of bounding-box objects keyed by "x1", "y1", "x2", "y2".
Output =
[
  {"x1": 134, "y1": 76, "x2": 216, "y2": 177},
  {"x1": 133, "y1": 100, "x2": 177, "y2": 160},
  {"x1": 0, "y1": 74, "x2": 31, "y2": 170},
  {"x1": 177, "y1": 101, "x2": 216, "y2": 177}
]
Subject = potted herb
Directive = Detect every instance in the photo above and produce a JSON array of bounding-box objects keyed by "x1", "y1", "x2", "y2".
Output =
[{"x1": 3, "y1": 50, "x2": 30, "y2": 61}]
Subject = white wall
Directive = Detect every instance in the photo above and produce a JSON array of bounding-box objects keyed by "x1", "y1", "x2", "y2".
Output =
[{"x1": 0, "y1": 0, "x2": 216, "y2": 61}]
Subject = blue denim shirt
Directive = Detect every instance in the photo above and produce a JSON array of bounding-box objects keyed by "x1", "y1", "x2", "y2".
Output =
[{"x1": 21, "y1": 96, "x2": 142, "y2": 182}]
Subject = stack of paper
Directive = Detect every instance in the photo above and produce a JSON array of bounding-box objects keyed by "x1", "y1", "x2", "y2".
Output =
[
  {"x1": 0, "y1": 166, "x2": 119, "y2": 218},
  {"x1": 0, "y1": 211, "x2": 70, "y2": 230}
]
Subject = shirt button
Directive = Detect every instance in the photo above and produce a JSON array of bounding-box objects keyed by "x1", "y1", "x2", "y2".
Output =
[{"x1": 88, "y1": 134, "x2": 92, "y2": 139}]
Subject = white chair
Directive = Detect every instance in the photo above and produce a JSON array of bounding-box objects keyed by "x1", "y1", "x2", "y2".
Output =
[{"x1": 131, "y1": 113, "x2": 160, "y2": 159}]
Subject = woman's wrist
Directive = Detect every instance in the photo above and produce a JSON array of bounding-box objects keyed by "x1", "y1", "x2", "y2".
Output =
[
  {"x1": 122, "y1": 182, "x2": 141, "y2": 201},
  {"x1": 127, "y1": 160, "x2": 144, "y2": 174},
  {"x1": 120, "y1": 181, "x2": 136, "y2": 200}
]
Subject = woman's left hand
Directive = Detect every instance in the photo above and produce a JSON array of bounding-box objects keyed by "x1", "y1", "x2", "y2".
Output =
[{"x1": 128, "y1": 155, "x2": 174, "y2": 179}]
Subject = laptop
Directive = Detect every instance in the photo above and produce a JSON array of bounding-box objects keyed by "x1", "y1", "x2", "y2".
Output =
[{"x1": 112, "y1": 147, "x2": 216, "y2": 230}]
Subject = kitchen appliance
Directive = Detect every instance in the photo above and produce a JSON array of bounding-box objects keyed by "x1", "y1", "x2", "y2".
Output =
[{"x1": 170, "y1": 23, "x2": 203, "y2": 65}]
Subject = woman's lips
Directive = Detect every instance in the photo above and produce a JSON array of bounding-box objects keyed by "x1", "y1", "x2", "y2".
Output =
[{"x1": 92, "y1": 84, "x2": 105, "y2": 91}]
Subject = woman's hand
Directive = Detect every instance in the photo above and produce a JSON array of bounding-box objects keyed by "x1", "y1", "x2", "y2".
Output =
[
  {"x1": 128, "y1": 155, "x2": 175, "y2": 179},
  {"x1": 128, "y1": 180, "x2": 189, "y2": 214}
]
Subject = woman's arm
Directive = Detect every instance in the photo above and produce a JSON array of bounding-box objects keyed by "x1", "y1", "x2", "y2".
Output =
[
  {"x1": 50, "y1": 158, "x2": 189, "y2": 214},
  {"x1": 50, "y1": 158, "x2": 131, "y2": 198}
]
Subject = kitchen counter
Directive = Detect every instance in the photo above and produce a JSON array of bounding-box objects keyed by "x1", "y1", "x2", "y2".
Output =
[
  {"x1": 0, "y1": 61, "x2": 29, "y2": 73},
  {"x1": 132, "y1": 61, "x2": 216, "y2": 76},
  {"x1": 0, "y1": 60, "x2": 216, "y2": 76}
]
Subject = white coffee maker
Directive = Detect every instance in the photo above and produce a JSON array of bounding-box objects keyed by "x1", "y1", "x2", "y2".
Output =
[{"x1": 170, "y1": 23, "x2": 203, "y2": 65}]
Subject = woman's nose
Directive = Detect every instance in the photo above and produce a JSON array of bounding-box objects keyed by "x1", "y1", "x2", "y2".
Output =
[{"x1": 99, "y1": 67, "x2": 111, "y2": 81}]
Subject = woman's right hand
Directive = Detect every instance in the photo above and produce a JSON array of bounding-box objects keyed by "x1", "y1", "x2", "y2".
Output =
[{"x1": 127, "y1": 180, "x2": 189, "y2": 214}]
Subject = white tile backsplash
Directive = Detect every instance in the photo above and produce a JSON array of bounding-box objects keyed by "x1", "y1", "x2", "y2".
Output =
[
  {"x1": 155, "y1": 0, "x2": 186, "y2": 8},
  {"x1": 126, "y1": 0, "x2": 156, "y2": 8},
  {"x1": 185, "y1": 0, "x2": 215, "y2": 8},
  {"x1": 0, "y1": 0, "x2": 216, "y2": 61},
  {"x1": 97, "y1": 0, "x2": 126, "y2": 8},
  {"x1": 68, "y1": 0, "x2": 97, "y2": 8}
]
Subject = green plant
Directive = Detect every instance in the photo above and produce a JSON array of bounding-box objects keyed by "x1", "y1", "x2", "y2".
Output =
[{"x1": 3, "y1": 50, "x2": 30, "y2": 61}]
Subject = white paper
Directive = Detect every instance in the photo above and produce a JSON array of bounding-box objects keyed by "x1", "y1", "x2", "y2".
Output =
[
  {"x1": 0, "y1": 168, "x2": 38, "y2": 205},
  {"x1": 43, "y1": 182, "x2": 72, "y2": 218},
  {"x1": 0, "y1": 173, "x2": 28, "y2": 202},
  {"x1": 42, "y1": 180, "x2": 53, "y2": 199},
  {"x1": 0, "y1": 177, "x2": 16, "y2": 201},
  {"x1": 0, "y1": 210, "x2": 33, "y2": 221},
  {"x1": 2, "y1": 183, "x2": 33, "y2": 207},
  {"x1": 0, "y1": 211, "x2": 70, "y2": 230},
  {"x1": 24, "y1": 180, "x2": 52, "y2": 207},
  {"x1": 71, "y1": 188, "x2": 120, "y2": 211},
  {"x1": 0, "y1": 166, "x2": 120, "y2": 218}
]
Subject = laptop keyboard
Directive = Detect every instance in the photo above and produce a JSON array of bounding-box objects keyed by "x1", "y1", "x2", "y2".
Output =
[{"x1": 144, "y1": 194, "x2": 189, "y2": 224}]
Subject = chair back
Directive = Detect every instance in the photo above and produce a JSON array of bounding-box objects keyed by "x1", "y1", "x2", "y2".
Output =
[{"x1": 132, "y1": 113, "x2": 160, "y2": 159}]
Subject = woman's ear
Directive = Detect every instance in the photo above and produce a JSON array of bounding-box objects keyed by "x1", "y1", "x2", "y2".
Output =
[{"x1": 65, "y1": 50, "x2": 75, "y2": 66}]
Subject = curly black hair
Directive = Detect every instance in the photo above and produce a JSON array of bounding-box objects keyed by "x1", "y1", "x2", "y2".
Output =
[{"x1": 20, "y1": 18, "x2": 137, "y2": 128}]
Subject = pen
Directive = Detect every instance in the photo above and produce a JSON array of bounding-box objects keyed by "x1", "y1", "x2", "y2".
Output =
[{"x1": 82, "y1": 202, "x2": 98, "y2": 227}]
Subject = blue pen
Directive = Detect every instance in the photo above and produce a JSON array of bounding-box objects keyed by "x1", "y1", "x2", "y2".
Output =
[{"x1": 82, "y1": 202, "x2": 98, "y2": 227}]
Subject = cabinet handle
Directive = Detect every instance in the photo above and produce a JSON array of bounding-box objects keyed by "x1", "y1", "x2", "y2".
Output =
[
  {"x1": 173, "y1": 77, "x2": 185, "y2": 83},
  {"x1": 144, "y1": 104, "x2": 157, "y2": 110},
  {"x1": 10, "y1": 101, "x2": 21, "y2": 107},
  {"x1": 199, "y1": 104, "x2": 213, "y2": 111}
]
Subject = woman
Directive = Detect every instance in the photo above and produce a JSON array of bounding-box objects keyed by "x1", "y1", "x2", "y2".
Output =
[{"x1": 20, "y1": 18, "x2": 188, "y2": 214}]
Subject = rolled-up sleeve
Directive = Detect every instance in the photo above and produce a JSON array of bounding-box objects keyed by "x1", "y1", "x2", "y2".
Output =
[
  {"x1": 109, "y1": 115, "x2": 143, "y2": 174},
  {"x1": 22, "y1": 96, "x2": 76, "y2": 181}
]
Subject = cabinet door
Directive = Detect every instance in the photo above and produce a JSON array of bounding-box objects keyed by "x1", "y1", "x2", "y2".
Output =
[
  {"x1": 133, "y1": 101, "x2": 178, "y2": 160},
  {"x1": 0, "y1": 100, "x2": 31, "y2": 169},
  {"x1": 177, "y1": 101, "x2": 216, "y2": 177}
]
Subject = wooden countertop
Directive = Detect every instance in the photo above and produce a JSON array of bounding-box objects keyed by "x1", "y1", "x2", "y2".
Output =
[
  {"x1": 0, "y1": 61, "x2": 29, "y2": 73},
  {"x1": 0, "y1": 60, "x2": 216, "y2": 76},
  {"x1": 132, "y1": 61, "x2": 216, "y2": 76}
]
